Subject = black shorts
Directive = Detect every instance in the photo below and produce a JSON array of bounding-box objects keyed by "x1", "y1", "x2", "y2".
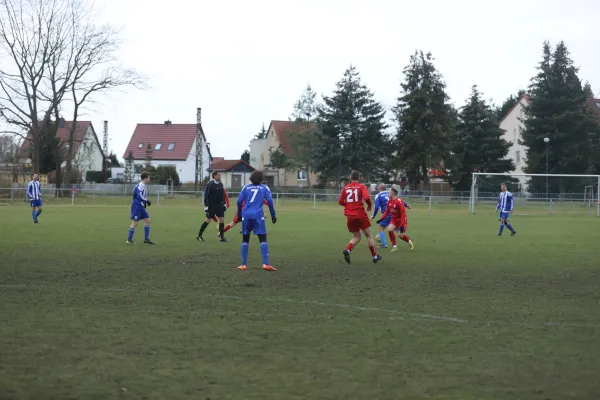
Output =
[{"x1": 206, "y1": 206, "x2": 225, "y2": 219}]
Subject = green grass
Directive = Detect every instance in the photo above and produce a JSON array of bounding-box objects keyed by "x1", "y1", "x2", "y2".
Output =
[{"x1": 1, "y1": 200, "x2": 600, "y2": 399}]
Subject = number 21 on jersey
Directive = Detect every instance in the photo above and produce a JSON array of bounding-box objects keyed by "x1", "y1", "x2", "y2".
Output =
[{"x1": 346, "y1": 188, "x2": 359, "y2": 202}]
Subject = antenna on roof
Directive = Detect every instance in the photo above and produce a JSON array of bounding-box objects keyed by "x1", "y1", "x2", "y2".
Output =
[
  {"x1": 195, "y1": 108, "x2": 203, "y2": 192},
  {"x1": 164, "y1": 120, "x2": 171, "y2": 125},
  {"x1": 103, "y1": 121, "x2": 108, "y2": 157}
]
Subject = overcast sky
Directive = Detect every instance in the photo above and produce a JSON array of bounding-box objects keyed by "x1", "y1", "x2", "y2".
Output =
[{"x1": 87, "y1": 0, "x2": 599, "y2": 161}]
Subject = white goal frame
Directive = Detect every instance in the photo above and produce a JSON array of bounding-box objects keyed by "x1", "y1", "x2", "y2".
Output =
[{"x1": 470, "y1": 173, "x2": 600, "y2": 217}]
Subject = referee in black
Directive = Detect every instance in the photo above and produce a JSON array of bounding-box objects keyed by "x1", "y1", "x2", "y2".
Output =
[{"x1": 196, "y1": 171, "x2": 227, "y2": 242}]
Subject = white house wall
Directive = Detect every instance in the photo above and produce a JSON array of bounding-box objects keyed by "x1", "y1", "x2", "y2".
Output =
[
  {"x1": 499, "y1": 98, "x2": 529, "y2": 191},
  {"x1": 249, "y1": 138, "x2": 267, "y2": 169},
  {"x1": 76, "y1": 125, "x2": 104, "y2": 176}
]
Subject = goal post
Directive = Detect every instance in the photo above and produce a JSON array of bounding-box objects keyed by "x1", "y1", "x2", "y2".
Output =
[{"x1": 470, "y1": 173, "x2": 600, "y2": 216}]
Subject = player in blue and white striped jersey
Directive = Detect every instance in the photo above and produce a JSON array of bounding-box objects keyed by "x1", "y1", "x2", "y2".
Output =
[
  {"x1": 496, "y1": 182, "x2": 516, "y2": 236},
  {"x1": 371, "y1": 184, "x2": 411, "y2": 248},
  {"x1": 126, "y1": 172, "x2": 155, "y2": 244},
  {"x1": 27, "y1": 173, "x2": 43, "y2": 223}
]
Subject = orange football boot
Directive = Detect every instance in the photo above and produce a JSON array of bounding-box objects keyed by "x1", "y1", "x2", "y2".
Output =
[
  {"x1": 262, "y1": 264, "x2": 277, "y2": 271},
  {"x1": 237, "y1": 265, "x2": 247, "y2": 270}
]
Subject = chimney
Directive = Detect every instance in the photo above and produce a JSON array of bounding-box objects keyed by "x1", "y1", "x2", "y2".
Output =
[
  {"x1": 196, "y1": 108, "x2": 201, "y2": 124},
  {"x1": 164, "y1": 120, "x2": 171, "y2": 125}
]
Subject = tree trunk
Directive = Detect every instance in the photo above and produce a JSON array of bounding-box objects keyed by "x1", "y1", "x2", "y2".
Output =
[{"x1": 55, "y1": 154, "x2": 62, "y2": 196}]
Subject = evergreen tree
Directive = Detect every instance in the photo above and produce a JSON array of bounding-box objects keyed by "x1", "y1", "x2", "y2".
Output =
[
  {"x1": 392, "y1": 51, "x2": 455, "y2": 186},
  {"x1": 124, "y1": 151, "x2": 135, "y2": 183},
  {"x1": 583, "y1": 81, "x2": 594, "y2": 98},
  {"x1": 521, "y1": 41, "x2": 600, "y2": 195},
  {"x1": 314, "y1": 65, "x2": 389, "y2": 185},
  {"x1": 447, "y1": 85, "x2": 515, "y2": 191},
  {"x1": 241, "y1": 150, "x2": 250, "y2": 163},
  {"x1": 288, "y1": 84, "x2": 319, "y2": 187},
  {"x1": 496, "y1": 90, "x2": 527, "y2": 121},
  {"x1": 254, "y1": 123, "x2": 267, "y2": 140}
]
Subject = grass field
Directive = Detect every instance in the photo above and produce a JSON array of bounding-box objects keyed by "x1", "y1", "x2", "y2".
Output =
[{"x1": 1, "y1": 200, "x2": 599, "y2": 399}]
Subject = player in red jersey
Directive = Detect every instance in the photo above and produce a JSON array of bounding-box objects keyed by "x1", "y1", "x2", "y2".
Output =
[
  {"x1": 339, "y1": 170, "x2": 382, "y2": 264},
  {"x1": 217, "y1": 198, "x2": 269, "y2": 238},
  {"x1": 377, "y1": 188, "x2": 414, "y2": 251}
]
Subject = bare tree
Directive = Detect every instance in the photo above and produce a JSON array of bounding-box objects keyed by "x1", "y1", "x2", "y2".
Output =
[{"x1": 0, "y1": 0, "x2": 145, "y2": 175}]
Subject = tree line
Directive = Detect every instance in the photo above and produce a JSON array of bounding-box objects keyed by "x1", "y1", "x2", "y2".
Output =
[
  {"x1": 256, "y1": 41, "x2": 599, "y2": 190},
  {"x1": 0, "y1": 0, "x2": 145, "y2": 187}
]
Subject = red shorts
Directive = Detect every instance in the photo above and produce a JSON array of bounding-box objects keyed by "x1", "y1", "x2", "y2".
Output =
[
  {"x1": 391, "y1": 218, "x2": 407, "y2": 233},
  {"x1": 346, "y1": 215, "x2": 371, "y2": 233}
]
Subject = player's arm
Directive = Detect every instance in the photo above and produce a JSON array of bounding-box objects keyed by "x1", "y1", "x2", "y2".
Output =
[
  {"x1": 379, "y1": 202, "x2": 391, "y2": 221},
  {"x1": 224, "y1": 188, "x2": 230, "y2": 208},
  {"x1": 403, "y1": 201, "x2": 411, "y2": 209},
  {"x1": 203, "y1": 182, "x2": 211, "y2": 208},
  {"x1": 363, "y1": 186, "x2": 372, "y2": 211},
  {"x1": 27, "y1": 183, "x2": 32, "y2": 199},
  {"x1": 371, "y1": 195, "x2": 380, "y2": 219},
  {"x1": 338, "y1": 188, "x2": 346, "y2": 206},
  {"x1": 508, "y1": 194, "x2": 514, "y2": 213},
  {"x1": 236, "y1": 188, "x2": 246, "y2": 218},
  {"x1": 496, "y1": 195, "x2": 501, "y2": 211},
  {"x1": 265, "y1": 188, "x2": 277, "y2": 223}
]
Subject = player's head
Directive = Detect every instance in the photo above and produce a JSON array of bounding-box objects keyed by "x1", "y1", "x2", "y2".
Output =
[
  {"x1": 32, "y1": 173, "x2": 38, "y2": 181},
  {"x1": 250, "y1": 170, "x2": 264, "y2": 185},
  {"x1": 212, "y1": 171, "x2": 221, "y2": 181},
  {"x1": 389, "y1": 187, "x2": 398, "y2": 198},
  {"x1": 501, "y1": 182, "x2": 507, "y2": 192},
  {"x1": 350, "y1": 170, "x2": 360, "y2": 182},
  {"x1": 141, "y1": 171, "x2": 150, "y2": 183},
  {"x1": 378, "y1": 183, "x2": 386, "y2": 191}
]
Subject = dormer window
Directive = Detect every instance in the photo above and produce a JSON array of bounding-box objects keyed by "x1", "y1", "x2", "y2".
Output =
[
  {"x1": 138, "y1": 143, "x2": 143, "y2": 148},
  {"x1": 154, "y1": 143, "x2": 162, "y2": 151},
  {"x1": 167, "y1": 143, "x2": 175, "y2": 151}
]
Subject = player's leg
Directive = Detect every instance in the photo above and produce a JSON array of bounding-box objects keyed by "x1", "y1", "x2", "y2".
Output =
[
  {"x1": 127, "y1": 217, "x2": 139, "y2": 244},
  {"x1": 197, "y1": 211, "x2": 213, "y2": 240},
  {"x1": 387, "y1": 223, "x2": 398, "y2": 249},
  {"x1": 362, "y1": 226, "x2": 382, "y2": 263},
  {"x1": 238, "y1": 219, "x2": 252, "y2": 270},
  {"x1": 504, "y1": 215, "x2": 516, "y2": 235},
  {"x1": 30, "y1": 203, "x2": 38, "y2": 222},
  {"x1": 343, "y1": 230, "x2": 361, "y2": 264},
  {"x1": 35, "y1": 200, "x2": 42, "y2": 219},
  {"x1": 142, "y1": 208, "x2": 154, "y2": 244},
  {"x1": 397, "y1": 225, "x2": 413, "y2": 250},
  {"x1": 217, "y1": 218, "x2": 237, "y2": 238},
  {"x1": 255, "y1": 220, "x2": 275, "y2": 271},
  {"x1": 378, "y1": 220, "x2": 389, "y2": 248},
  {"x1": 217, "y1": 212, "x2": 226, "y2": 241}
]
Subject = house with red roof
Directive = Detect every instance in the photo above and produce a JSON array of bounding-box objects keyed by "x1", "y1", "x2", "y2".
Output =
[
  {"x1": 208, "y1": 159, "x2": 256, "y2": 188},
  {"x1": 20, "y1": 118, "x2": 104, "y2": 177},
  {"x1": 249, "y1": 120, "x2": 318, "y2": 187},
  {"x1": 121, "y1": 118, "x2": 212, "y2": 183}
]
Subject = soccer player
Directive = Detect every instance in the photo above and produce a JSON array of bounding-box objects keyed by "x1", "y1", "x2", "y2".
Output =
[
  {"x1": 377, "y1": 188, "x2": 414, "y2": 251},
  {"x1": 126, "y1": 171, "x2": 155, "y2": 244},
  {"x1": 217, "y1": 197, "x2": 268, "y2": 239},
  {"x1": 339, "y1": 170, "x2": 382, "y2": 264},
  {"x1": 371, "y1": 184, "x2": 412, "y2": 248},
  {"x1": 27, "y1": 173, "x2": 42, "y2": 223},
  {"x1": 236, "y1": 170, "x2": 277, "y2": 271},
  {"x1": 197, "y1": 171, "x2": 227, "y2": 242},
  {"x1": 496, "y1": 182, "x2": 516, "y2": 236}
]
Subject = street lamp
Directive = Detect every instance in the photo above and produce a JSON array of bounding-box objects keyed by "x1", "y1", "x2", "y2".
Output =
[{"x1": 544, "y1": 137, "x2": 550, "y2": 200}]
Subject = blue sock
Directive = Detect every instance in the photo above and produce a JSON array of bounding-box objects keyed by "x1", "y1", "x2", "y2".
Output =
[
  {"x1": 498, "y1": 224, "x2": 505, "y2": 235},
  {"x1": 144, "y1": 225, "x2": 150, "y2": 240},
  {"x1": 379, "y1": 230, "x2": 387, "y2": 247},
  {"x1": 128, "y1": 228, "x2": 135, "y2": 241},
  {"x1": 260, "y1": 242, "x2": 269, "y2": 265},
  {"x1": 505, "y1": 223, "x2": 515, "y2": 233},
  {"x1": 36, "y1": 209, "x2": 42, "y2": 217},
  {"x1": 31, "y1": 210, "x2": 36, "y2": 221},
  {"x1": 241, "y1": 242, "x2": 249, "y2": 265}
]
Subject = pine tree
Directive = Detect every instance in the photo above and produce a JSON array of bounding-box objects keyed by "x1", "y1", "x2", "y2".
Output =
[
  {"x1": 314, "y1": 65, "x2": 389, "y2": 185},
  {"x1": 254, "y1": 123, "x2": 267, "y2": 140},
  {"x1": 392, "y1": 51, "x2": 455, "y2": 186},
  {"x1": 448, "y1": 85, "x2": 515, "y2": 191},
  {"x1": 241, "y1": 150, "x2": 250, "y2": 163},
  {"x1": 496, "y1": 90, "x2": 527, "y2": 121},
  {"x1": 288, "y1": 84, "x2": 319, "y2": 187},
  {"x1": 522, "y1": 41, "x2": 600, "y2": 194}
]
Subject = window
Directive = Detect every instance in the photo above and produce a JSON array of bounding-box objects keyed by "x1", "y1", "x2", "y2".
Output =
[
  {"x1": 167, "y1": 143, "x2": 176, "y2": 151},
  {"x1": 297, "y1": 170, "x2": 307, "y2": 181},
  {"x1": 138, "y1": 143, "x2": 143, "y2": 148},
  {"x1": 154, "y1": 143, "x2": 162, "y2": 151},
  {"x1": 596, "y1": 102, "x2": 600, "y2": 109},
  {"x1": 516, "y1": 151, "x2": 521, "y2": 164},
  {"x1": 513, "y1": 128, "x2": 516, "y2": 142}
]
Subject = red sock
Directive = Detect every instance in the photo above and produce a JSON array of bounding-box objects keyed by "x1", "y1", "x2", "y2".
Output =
[
  {"x1": 223, "y1": 223, "x2": 232, "y2": 233},
  {"x1": 346, "y1": 242, "x2": 355, "y2": 252},
  {"x1": 401, "y1": 235, "x2": 410, "y2": 243},
  {"x1": 368, "y1": 245, "x2": 376, "y2": 257},
  {"x1": 212, "y1": 216, "x2": 218, "y2": 223},
  {"x1": 388, "y1": 231, "x2": 397, "y2": 246}
]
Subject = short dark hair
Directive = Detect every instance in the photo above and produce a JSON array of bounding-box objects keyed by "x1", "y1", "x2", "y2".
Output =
[
  {"x1": 250, "y1": 170, "x2": 264, "y2": 185},
  {"x1": 501, "y1": 182, "x2": 507, "y2": 186},
  {"x1": 141, "y1": 171, "x2": 149, "y2": 180},
  {"x1": 350, "y1": 170, "x2": 360, "y2": 181},
  {"x1": 390, "y1": 188, "x2": 398, "y2": 195},
  {"x1": 212, "y1": 171, "x2": 220, "y2": 178}
]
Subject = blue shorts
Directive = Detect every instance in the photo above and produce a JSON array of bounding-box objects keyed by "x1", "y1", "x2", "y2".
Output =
[
  {"x1": 30, "y1": 199, "x2": 42, "y2": 208},
  {"x1": 131, "y1": 204, "x2": 150, "y2": 221},
  {"x1": 241, "y1": 218, "x2": 267, "y2": 235},
  {"x1": 499, "y1": 211, "x2": 510, "y2": 220},
  {"x1": 378, "y1": 215, "x2": 392, "y2": 227}
]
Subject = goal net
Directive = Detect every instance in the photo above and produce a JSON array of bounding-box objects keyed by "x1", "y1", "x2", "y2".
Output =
[{"x1": 470, "y1": 173, "x2": 600, "y2": 216}]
